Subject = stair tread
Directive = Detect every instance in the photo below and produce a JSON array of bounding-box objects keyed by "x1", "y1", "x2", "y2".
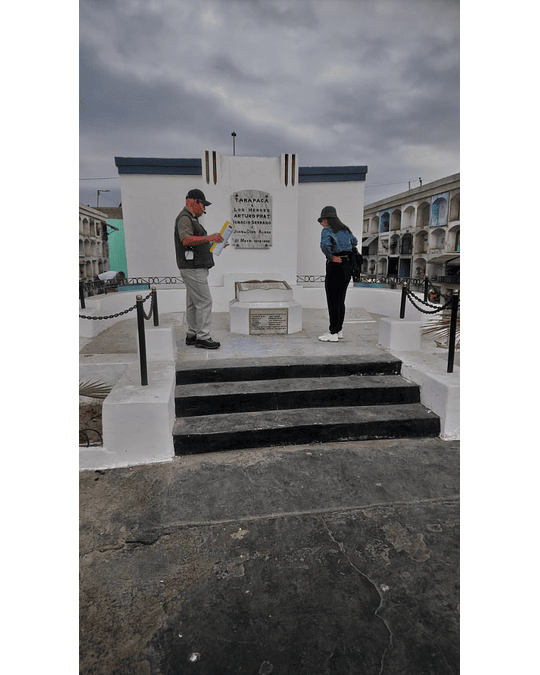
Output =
[
  {"x1": 175, "y1": 374, "x2": 416, "y2": 400},
  {"x1": 175, "y1": 353, "x2": 402, "y2": 384},
  {"x1": 173, "y1": 403, "x2": 437, "y2": 436},
  {"x1": 176, "y1": 353, "x2": 399, "y2": 373}
]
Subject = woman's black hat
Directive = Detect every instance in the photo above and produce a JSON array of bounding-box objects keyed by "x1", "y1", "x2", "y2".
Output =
[{"x1": 318, "y1": 206, "x2": 338, "y2": 222}]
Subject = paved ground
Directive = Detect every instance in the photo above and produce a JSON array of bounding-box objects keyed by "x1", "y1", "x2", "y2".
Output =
[
  {"x1": 79, "y1": 307, "x2": 459, "y2": 368},
  {"x1": 80, "y1": 308, "x2": 459, "y2": 674}
]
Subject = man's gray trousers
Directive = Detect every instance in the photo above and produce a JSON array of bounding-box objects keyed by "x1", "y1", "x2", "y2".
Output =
[{"x1": 180, "y1": 268, "x2": 213, "y2": 340}]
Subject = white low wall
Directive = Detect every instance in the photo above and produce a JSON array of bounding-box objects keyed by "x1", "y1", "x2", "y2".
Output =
[
  {"x1": 375, "y1": 317, "x2": 459, "y2": 440},
  {"x1": 302, "y1": 285, "x2": 430, "y2": 322},
  {"x1": 80, "y1": 325, "x2": 178, "y2": 471},
  {"x1": 80, "y1": 362, "x2": 176, "y2": 471},
  {"x1": 399, "y1": 353, "x2": 460, "y2": 440}
]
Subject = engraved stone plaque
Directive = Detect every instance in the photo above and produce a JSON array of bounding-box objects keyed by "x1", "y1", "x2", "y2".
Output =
[
  {"x1": 249, "y1": 308, "x2": 288, "y2": 334},
  {"x1": 231, "y1": 190, "x2": 272, "y2": 248}
]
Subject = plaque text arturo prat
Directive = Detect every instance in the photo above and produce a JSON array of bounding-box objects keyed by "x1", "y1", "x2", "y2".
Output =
[{"x1": 231, "y1": 190, "x2": 272, "y2": 249}]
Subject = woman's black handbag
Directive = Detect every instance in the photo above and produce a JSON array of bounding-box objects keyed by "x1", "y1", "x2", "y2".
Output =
[{"x1": 349, "y1": 246, "x2": 363, "y2": 282}]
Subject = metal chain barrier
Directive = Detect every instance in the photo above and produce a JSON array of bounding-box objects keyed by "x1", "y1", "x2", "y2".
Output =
[
  {"x1": 141, "y1": 291, "x2": 155, "y2": 321},
  {"x1": 79, "y1": 291, "x2": 152, "y2": 320},
  {"x1": 405, "y1": 286, "x2": 454, "y2": 314}
]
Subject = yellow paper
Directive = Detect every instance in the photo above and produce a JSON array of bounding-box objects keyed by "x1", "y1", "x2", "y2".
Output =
[{"x1": 210, "y1": 221, "x2": 234, "y2": 255}]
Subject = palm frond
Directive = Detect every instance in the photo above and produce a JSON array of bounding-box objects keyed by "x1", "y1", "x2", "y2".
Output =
[
  {"x1": 79, "y1": 379, "x2": 113, "y2": 399},
  {"x1": 421, "y1": 310, "x2": 460, "y2": 349}
]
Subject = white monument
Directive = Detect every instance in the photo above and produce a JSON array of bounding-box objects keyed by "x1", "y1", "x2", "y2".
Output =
[
  {"x1": 229, "y1": 280, "x2": 302, "y2": 335},
  {"x1": 114, "y1": 152, "x2": 367, "y2": 314}
]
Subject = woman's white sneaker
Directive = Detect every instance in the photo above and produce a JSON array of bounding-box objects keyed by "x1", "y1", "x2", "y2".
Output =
[
  {"x1": 337, "y1": 331, "x2": 343, "y2": 339},
  {"x1": 318, "y1": 332, "x2": 338, "y2": 342}
]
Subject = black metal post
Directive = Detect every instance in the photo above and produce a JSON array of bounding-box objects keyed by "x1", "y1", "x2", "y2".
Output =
[
  {"x1": 447, "y1": 290, "x2": 459, "y2": 373},
  {"x1": 151, "y1": 286, "x2": 159, "y2": 326},
  {"x1": 136, "y1": 295, "x2": 148, "y2": 386},
  {"x1": 400, "y1": 282, "x2": 408, "y2": 319},
  {"x1": 424, "y1": 276, "x2": 429, "y2": 302},
  {"x1": 79, "y1": 282, "x2": 86, "y2": 309}
]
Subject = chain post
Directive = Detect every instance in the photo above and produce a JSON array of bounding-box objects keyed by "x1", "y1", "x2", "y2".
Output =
[
  {"x1": 400, "y1": 281, "x2": 408, "y2": 319},
  {"x1": 136, "y1": 295, "x2": 148, "y2": 386},
  {"x1": 447, "y1": 290, "x2": 459, "y2": 373},
  {"x1": 151, "y1": 286, "x2": 159, "y2": 326},
  {"x1": 424, "y1": 276, "x2": 429, "y2": 302},
  {"x1": 79, "y1": 282, "x2": 86, "y2": 309}
]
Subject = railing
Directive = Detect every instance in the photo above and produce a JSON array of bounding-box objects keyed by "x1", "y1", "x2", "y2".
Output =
[
  {"x1": 79, "y1": 276, "x2": 185, "y2": 308},
  {"x1": 79, "y1": 286, "x2": 159, "y2": 386},
  {"x1": 297, "y1": 274, "x2": 427, "y2": 289},
  {"x1": 399, "y1": 281, "x2": 460, "y2": 373}
]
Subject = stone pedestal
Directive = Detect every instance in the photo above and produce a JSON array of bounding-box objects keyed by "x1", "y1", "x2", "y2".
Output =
[
  {"x1": 378, "y1": 318, "x2": 422, "y2": 352},
  {"x1": 229, "y1": 280, "x2": 302, "y2": 335}
]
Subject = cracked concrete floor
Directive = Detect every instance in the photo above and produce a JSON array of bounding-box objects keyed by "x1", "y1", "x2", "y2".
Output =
[{"x1": 80, "y1": 438, "x2": 459, "y2": 674}]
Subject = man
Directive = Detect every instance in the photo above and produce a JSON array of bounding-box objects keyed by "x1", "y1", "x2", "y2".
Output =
[
  {"x1": 95, "y1": 270, "x2": 125, "y2": 293},
  {"x1": 97, "y1": 270, "x2": 125, "y2": 282},
  {"x1": 174, "y1": 189, "x2": 224, "y2": 349}
]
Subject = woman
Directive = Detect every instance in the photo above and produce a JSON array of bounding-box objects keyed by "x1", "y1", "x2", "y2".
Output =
[{"x1": 318, "y1": 206, "x2": 358, "y2": 342}]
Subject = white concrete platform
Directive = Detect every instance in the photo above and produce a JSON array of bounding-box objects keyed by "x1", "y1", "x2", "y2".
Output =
[
  {"x1": 79, "y1": 360, "x2": 176, "y2": 471},
  {"x1": 398, "y1": 351, "x2": 460, "y2": 440},
  {"x1": 80, "y1": 307, "x2": 459, "y2": 470}
]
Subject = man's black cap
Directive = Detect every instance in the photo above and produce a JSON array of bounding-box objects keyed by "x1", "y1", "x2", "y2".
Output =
[{"x1": 186, "y1": 189, "x2": 211, "y2": 206}]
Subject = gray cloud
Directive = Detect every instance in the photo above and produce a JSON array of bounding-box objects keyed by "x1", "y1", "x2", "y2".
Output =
[{"x1": 79, "y1": 0, "x2": 459, "y2": 208}]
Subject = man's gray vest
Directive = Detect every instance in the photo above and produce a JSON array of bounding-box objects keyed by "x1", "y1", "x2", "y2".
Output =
[{"x1": 174, "y1": 207, "x2": 215, "y2": 269}]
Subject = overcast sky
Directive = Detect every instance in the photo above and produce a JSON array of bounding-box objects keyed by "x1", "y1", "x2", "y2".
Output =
[{"x1": 79, "y1": 0, "x2": 459, "y2": 209}]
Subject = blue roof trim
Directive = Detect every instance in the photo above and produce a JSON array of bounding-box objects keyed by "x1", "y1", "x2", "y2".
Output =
[
  {"x1": 298, "y1": 166, "x2": 368, "y2": 183},
  {"x1": 115, "y1": 157, "x2": 202, "y2": 175},
  {"x1": 114, "y1": 158, "x2": 368, "y2": 181}
]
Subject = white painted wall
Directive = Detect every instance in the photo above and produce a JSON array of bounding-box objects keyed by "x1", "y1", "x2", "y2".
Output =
[
  {"x1": 297, "y1": 181, "x2": 365, "y2": 278},
  {"x1": 119, "y1": 153, "x2": 365, "y2": 287},
  {"x1": 204, "y1": 154, "x2": 299, "y2": 287},
  {"x1": 120, "y1": 153, "x2": 300, "y2": 286},
  {"x1": 120, "y1": 174, "x2": 195, "y2": 277}
]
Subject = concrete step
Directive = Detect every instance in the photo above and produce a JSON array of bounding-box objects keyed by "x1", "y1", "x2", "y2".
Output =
[
  {"x1": 175, "y1": 374, "x2": 420, "y2": 417},
  {"x1": 175, "y1": 353, "x2": 402, "y2": 385},
  {"x1": 173, "y1": 403, "x2": 440, "y2": 455}
]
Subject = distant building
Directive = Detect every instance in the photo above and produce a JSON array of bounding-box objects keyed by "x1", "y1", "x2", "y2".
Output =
[
  {"x1": 362, "y1": 173, "x2": 459, "y2": 297},
  {"x1": 79, "y1": 205, "x2": 110, "y2": 282},
  {"x1": 95, "y1": 206, "x2": 127, "y2": 276}
]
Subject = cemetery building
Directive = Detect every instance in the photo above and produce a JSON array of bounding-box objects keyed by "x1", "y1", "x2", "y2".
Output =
[
  {"x1": 79, "y1": 204, "x2": 111, "y2": 283},
  {"x1": 362, "y1": 173, "x2": 460, "y2": 298},
  {"x1": 114, "y1": 152, "x2": 367, "y2": 313}
]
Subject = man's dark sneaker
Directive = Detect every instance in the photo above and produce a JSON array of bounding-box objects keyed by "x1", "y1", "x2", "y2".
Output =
[
  {"x1": 185, "y1": 334, "x2": 197, "y2": 346},
  {"x1": 195, "y1": 338, "x2": 221, "y2": 350}
]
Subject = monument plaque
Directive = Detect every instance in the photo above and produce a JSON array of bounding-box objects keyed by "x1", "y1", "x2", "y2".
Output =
[
  {"x1": 231, "y1": 190, "x2": 272, "y2": 248},
  {"x1": 249, "y1": 308, "x2": 288, "y2": 335}
]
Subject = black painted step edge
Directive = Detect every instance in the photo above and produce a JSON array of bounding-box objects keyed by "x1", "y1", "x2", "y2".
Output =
[
  {"x1": 175, "y1": 383, "x2": 421, "y2": 417},
  {"x1": 173, "y1": 416, "x2": 441, "y2": 455},
  {"x1": 176, "y1": 359, "x2": 402, "y2": 385}
]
